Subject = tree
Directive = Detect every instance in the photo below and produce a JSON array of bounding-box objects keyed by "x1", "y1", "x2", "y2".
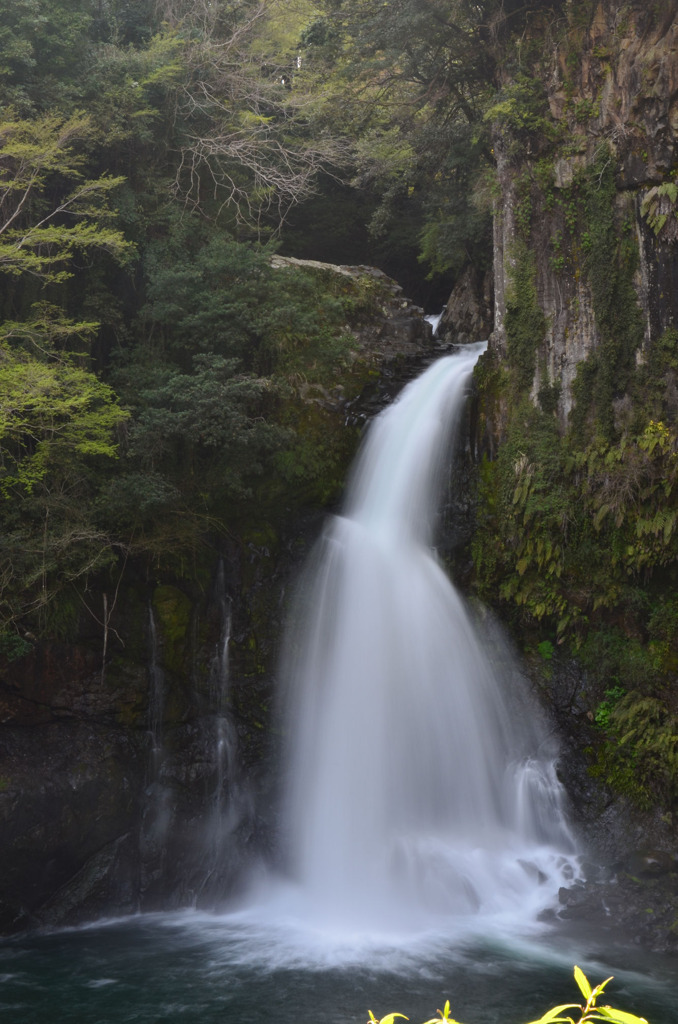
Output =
[
  {"x1": 146, "y1": 0, "x2": 349, "y2": 233},
  {"x1": 0, "y1": 99, "x2": 133, "y2": 636},
  {"x1": 286, "y1": 0, "x2": 500, "y2": 283},
  {"x1": 0, "y1": 356, "x2": 126, "y2": 496},
  {"x1": 0, "y1": 112, "x2": 133, "y2": 283},
  {"x1": 0, "y1": 345, "x2": 129, "y2": 633},
  {"x1": 0, "y1": 0, "x2": 94, "y2": 113}
]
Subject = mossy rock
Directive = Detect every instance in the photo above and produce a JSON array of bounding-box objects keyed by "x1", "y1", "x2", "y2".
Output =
[{"x1": 152, "y1": 584, "x2": 192, "y2": 674}]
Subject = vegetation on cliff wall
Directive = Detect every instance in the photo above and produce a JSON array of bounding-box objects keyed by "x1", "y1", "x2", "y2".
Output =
[{"x1": 468, "y1": 1, "x2": 678, "y2": 811}]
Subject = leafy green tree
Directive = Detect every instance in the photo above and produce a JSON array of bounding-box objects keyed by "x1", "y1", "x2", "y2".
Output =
[
  {"x1": 106, "y1": 215, "x2": 365, "y2": 543},
  {"x1": 0, "y1": 74, "x2": 134, "y2": 636},
  {"x1": 0, "y1": 112, "x2": 133, "y2": 282},
  {"x1": 0, "y1": 355, "x2": 126, "y2": 495},
  {"x1": 290, "y1": 0, "x2": 500, "y2": 283},
  {"x1": 0, "y1": 0, "x2": 94, "y2": 112},
  {"x1": 0, "y1": 342, "x2": 129, "y2": 633},
  {"x1": 140, "y1": 0, "x2": 348, "y2": 233}
]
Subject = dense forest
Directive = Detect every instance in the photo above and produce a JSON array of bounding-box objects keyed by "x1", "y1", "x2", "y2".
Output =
[{"x1": 1, "y1": 0, "x2": 678, "y2": 939}]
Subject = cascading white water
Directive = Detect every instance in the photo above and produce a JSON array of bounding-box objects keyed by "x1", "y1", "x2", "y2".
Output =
[
  {"x1": 279, "y1": 344, "x2": 579, "y2": 935},
  {"x1": 201, "y1": 563, "x2": 237, "y2": 880},
  {"x1": 199, "y1": 559, "x2": 252, "y2": 895}
]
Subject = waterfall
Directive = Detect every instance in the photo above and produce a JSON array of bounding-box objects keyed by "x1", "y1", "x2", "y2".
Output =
[
  {"x1": 148, "y1": 606, "x2": 165, "y2": 781},
  {"x1": 198, "y1": 561, "x2": 249, "y2": 896},
  {"x1": 425, "y1": 309, "x2": 444, "y2": 335},
  {"x1": 277, "y1": 344, "x2": 579, "y2": 934},
  {"x1": 210, "y1": 562, "x2": 235, "y2": 837}
]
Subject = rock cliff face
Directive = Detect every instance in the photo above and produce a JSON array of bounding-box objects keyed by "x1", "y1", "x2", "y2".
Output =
[
  {"x1": 437, "y1": 265, "x2": 494, "y2": 347},
  {"x1": 0, "y1": 264, "x2": 433, "y2": 934},
  {"x1": 475, "y1": 2, "x2": 678, "y2": 951},
  {"x1": 490, "y1": 0, "x2": 678, "y2": 424}
]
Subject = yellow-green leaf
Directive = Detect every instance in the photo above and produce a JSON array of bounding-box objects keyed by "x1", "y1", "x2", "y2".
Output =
[
  {"x1": 574, "y1": 965, "x2": 592, "y2": 1000},
  {"x1": 524, "y1": 1005, "x2": 579, "y2": 1024},
  {"x1": 592, "y1": 1007, "x2": 649, "y2": 1024}
]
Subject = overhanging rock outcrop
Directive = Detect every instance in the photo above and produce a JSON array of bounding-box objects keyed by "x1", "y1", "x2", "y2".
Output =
[{"x1": 270, "y1": 255, "x2": 432, "y2": 361}]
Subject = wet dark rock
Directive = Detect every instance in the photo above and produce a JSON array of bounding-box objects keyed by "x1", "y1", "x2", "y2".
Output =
[
  {"x1": 37, "y1": 833, "x2": 138, "y2": 928},
  {"x1": 520, "y1": 648, "x2": 678, "y2": 952},
  {"x1": 0, "y1": 721, "x2": 144, "y2": 933},
  {"x1": 558, "y1": 868, "x2": 678, "y2": 955},
  {"x1": 625, "y1": 849, "x2": 676, "y2": 878},
  {"x1": 437, "y1": 265, "x2": 493, "y2": 346}
]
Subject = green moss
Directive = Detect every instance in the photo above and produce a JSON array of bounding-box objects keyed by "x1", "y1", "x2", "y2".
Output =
[
  {"x1": 0, "y1": 631, "x2": 33, "y2": 662},
  {"x1": 571, "y1": 154, "x2": 645, "y2": 439},
  {"x1": 152, "y1": 584, "x2": 192, "y2": 674},
  {"x1": 39, "y1": 592, "x2": 80, "y2": 641},
  {"x1": 637, "y1": 328, "x2": 678, "y2": 420},
  {"x1": 534, "y1": 158, "x2": 556, "y2": 197},
  {"x1": 241, "y1": 524, "x2": 279, "y2": 554},
  {"x1": 537, "y1": 371, "x2": 561, "y2": 415},
  {"x1": 513, "y1": 171, "x2": 533, "y2": 239},
  {"x1": 588, "y1": 741, "x2": 654, "y2": 810},
  {"x1": 152, "y1": 585, "x2": 191, "y2": 643},
  {"x1": 578, "y1": 627, "x2": 660, "y2": 693},
  {"x1": 504, "y1": 242, "x2": 547, "y2": 390},
  {"x1": 473, "y1": 345, "x2": 508, "y2": 402},
  {"x1": 270, "y1": 390, "x2": 362, "y2": 510}
]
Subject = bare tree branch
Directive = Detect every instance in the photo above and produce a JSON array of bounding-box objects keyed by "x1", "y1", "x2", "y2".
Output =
[{"x1": 155, "y1": 0, "x2": 350, "y2": 231}]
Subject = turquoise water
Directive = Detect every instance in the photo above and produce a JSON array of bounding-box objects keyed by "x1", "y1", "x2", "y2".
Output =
[{"x1": 1, "y1": 912, "x2": 675, "y2": 1024}]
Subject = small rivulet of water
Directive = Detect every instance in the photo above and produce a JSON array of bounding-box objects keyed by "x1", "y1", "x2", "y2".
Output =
[
  {"x1": 198, "y1": 560, "x2": 251, "y2": 897},
  {"x1": 147, "y1": 605, "x2": 165, "y2": 780},
  {"x1": 210, "y1": 562, "x2": 236, "y2": 837},
  {"x1": 276, "y1": 343, "x2": 580, "y2": 937}
]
